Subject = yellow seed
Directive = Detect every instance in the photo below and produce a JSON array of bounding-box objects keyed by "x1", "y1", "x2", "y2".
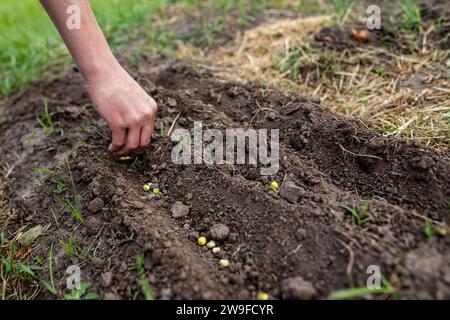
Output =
[
  {"x1": 206, "y1": 240, "x2": 216, "y2": 249},
  {"x1": 212, "y1": 247, "x2": 221, "y2": 254},
  {"x1": 143, "y1": 184, "x2": 151, "y2": 192},
  {"x1": 270, "y1": 181, "x2": 279, "y2": 191},
  {"x1": 257, "y1": 292, "x2": 269, "y2": 300},
  {"x1": 198, "y1": 236, "x2": 207, "y2": 246},
  {"x1": 435, "y1": 227, "x2": 448, "y2": 236},
  {"x1": 119, "y1": 156, "x2": 132, "y2": 161},
  {"x1": 219, "y1": 259, "x2": 230, "y2": 268},
  {"x1": 153, "y1": 188, "x2": 160, "y2": 194}
]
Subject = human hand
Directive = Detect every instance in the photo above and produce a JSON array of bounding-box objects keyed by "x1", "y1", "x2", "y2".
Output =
[{"x1": 85, "y1": 66, "x2": 157, "y2": 155}]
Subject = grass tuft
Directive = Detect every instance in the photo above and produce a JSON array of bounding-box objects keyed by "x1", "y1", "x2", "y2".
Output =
[
  {"x1": 330, "y1": 0, "x2": 354, "y2": 23},
  {"x1": 136, "y1": 252, "x2": 154, "y2": 300},
  {"x1": 340, "y1": 203, "x2": 371, "y2": 225},
  {"x1": 36, "y1": 100, "x2": 55, "y2": 135},
  {"x1": 399, "y1": 0, "x2": 422, "y2": 31},
  {"x1": 329, "y1": 276, "x2": 396, "y2": 299},
  {"x1": 64, "y1": 282, "x2": 98, "y2": 300}
]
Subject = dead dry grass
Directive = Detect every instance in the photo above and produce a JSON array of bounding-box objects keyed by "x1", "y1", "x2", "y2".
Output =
[
  {"x1": 0, "y1": 180, "x2": 16, "y2": 227},
  {"x1": 202, "y1": 16, "x2": 449, "y2": 149},
  {"x1": 0, "y1": 181, "x2": 42, "y2": 300}
]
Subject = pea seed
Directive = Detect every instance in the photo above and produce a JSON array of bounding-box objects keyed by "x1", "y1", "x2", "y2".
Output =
[
  {"x1": 219, "y1": 259, "x2": 230, "y2": 268},
  {"x1": 257, "y1": 292, "x2": 269, "y2": 300},
  {"x1": 198, "y1": 236, "x2": 207, "y2": 246},
  {"x1": 212, "y1": 247, "x2": 221, "y2": 254},
  {"x1": 270, "y1": 181, "x2": 279, "y2": 191},
  {"x1": 206, "y1": 240, "x2": 216, "y2": 249}
]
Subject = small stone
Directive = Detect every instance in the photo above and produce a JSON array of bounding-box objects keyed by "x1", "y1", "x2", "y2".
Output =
[
  {"x1": 88, "y1": 197, "x2": 104, "y2": 213},
  {"x1": 115, "y1": 176, "x2": 127, "y2": 187},
  {"x1": 160, "y1": 288, "x2": 172, "y2": 300},
  {"x1": 443, "y1": 270, "x2": 450, "y2": 285},
  {"x1": 171, "y1": 201, "x2": 190, "y2": 218},
  {"x1": 188, "y1": 231, "x2": 200, "y2": 242},
  {"x1": 86, "y1": 216, "x2": 102, "y2": 235},
  {"x1": 202, "y1": 291, "x2": 215, "y2": 299},
  {"x1": 119, "y1": 261, "x2": 128, "y2": 273},
  {"x1": 416, "y1": 155, "x2": 435, "y2": 170},
  {"x1": 210, "y1": 223, "x2": 230, "y2": 241},
  {"x1": 279, "y1": 182, "x2": 305, "y2": 204},
  {"x1": 104, "y1": 292, "x2": 121, "y2": 300},
  {"x1": 405, "y1": 246, "x2": 442, "y2": 277},
  {"x1": 167, "y1": 97, "x2": 177, "y2": 107},
  {"x1": 280, "y1": 277, "x2": 317, "y2": 299},
  {"x1": 17, "y1": 225, "x2": 43, "y2": 246},
  {"x1": 152, "y1": 249, "x2": 163, "y2": 265},
  {"x1": 310, "y1": 96, "x2": 321, "y2": 104},
  {"x1": 91, "y1": 178, "x2": 103, "y2": 196},
  {"x1": 228, "y1": 232, "x2": 238, "y2": 243},
  {"x1": 296, "y1": 228, "x2": 307, "y2": 240},
  {"x1": 92, "y1": 257, "x2": 104, "y2": 268},
  {"x1": 102, "y1": 272, "x2": 113, "y2": 287}
]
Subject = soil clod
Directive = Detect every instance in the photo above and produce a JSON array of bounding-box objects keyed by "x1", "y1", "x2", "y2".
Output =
[
  {"x1": 88, "y1": 197, "x2": 105, "y2": 213},
  {"x1": 171, "y1": 201, "x2": 190, "y2": 218},
  {"x1": 279, "y1": 182, "x2": 305, "y2": 204},
  {"x1": 280, "y1": 277, "x2": 318, "y2": 300},
  {"x1": 209, "y1": 223, "x2": 230, "y2": 241}
]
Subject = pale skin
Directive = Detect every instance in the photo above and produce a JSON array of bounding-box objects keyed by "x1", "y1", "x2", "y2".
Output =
[{"x1": 40, "y1": 0, "x2": 157, "y2": 155}]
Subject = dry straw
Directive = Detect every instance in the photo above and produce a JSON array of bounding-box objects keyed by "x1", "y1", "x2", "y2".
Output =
[{"x1": 203, "y1": 16, "x2": 449, "y2": 149}]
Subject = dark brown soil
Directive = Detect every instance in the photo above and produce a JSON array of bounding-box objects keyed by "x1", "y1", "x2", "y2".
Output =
[{"x1": 0, "y1": 55, "x2": 449, "y2": 300}]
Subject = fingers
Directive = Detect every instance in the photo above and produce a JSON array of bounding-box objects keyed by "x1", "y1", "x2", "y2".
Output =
[
  {"x1": 110, "y1": 97, "x2": 157, "y2": 155},
  {"x1": 139, "y1": 116, "x2": 154, "y2": 149},
  {"x1": 109, "y1": 127, "x2": 126, "y2": 153},
  {"x1": 111, "y1": 118, "x2": 154, "y2": 155},
  {"x1": 116, "y1": 126, "x2": 141, "y2": 155}
]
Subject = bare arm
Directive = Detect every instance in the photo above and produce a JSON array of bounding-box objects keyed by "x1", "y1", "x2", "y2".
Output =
[{"x1": 40, "y1": 0, "x2": 157, "y2": 155}]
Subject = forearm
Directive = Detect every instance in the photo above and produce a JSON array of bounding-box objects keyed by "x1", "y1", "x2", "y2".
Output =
[
  {"x1": 39, "y1": 0, "x2": 121, "y2": 82},
  {"x1": 40, "y1": 0, "x2": 157, "y2": 155}
]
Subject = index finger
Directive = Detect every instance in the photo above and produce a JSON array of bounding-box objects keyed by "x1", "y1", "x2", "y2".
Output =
[{"x1": 109, "y1": 128, "x2": 127, "y2": 153}]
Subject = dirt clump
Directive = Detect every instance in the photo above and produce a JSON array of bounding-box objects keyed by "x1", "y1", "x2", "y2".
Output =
[
  {"x1": 171, "y1": 201, "x2": 190, "y2": 218},
  {"x1": 209, "y1": 223, "x2": 230, "y2": 241},
  {"x1": 280, "y1": 277, "x2": 318, "y2": 300}
]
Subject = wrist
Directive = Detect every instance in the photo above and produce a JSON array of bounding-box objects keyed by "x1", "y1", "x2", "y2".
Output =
[{"x1": 80, "y1": 53, "x2": 123, "y2": 84}]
